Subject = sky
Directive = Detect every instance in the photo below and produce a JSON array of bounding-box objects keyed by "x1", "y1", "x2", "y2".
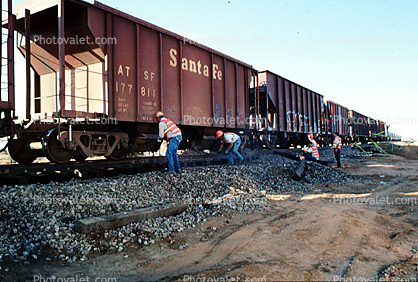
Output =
[{"x1": 12, "y1": 0, "x2": 418, "y2": 140}]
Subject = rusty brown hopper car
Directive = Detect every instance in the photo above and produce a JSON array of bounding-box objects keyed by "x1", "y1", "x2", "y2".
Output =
[
  {"x1": 348, "y1": 110, "x2": 370, "y2": 142},
  {"x1": 9, "y1": 0, "x2": 256, "y2": 163},
  {"x1": 324, "y1": 100, "x2": 349, "y2": 138},
  {"x1": 369, "y1": 117, "x2": 378, "y2": 139},
  {"x1": 254, "y1": 70, "x2": 324, "y2": 147}
]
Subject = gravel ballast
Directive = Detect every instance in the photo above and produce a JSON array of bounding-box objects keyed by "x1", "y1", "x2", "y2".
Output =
[{"x1": 0, "y1": 152, "x2": 360, "y2": 264}]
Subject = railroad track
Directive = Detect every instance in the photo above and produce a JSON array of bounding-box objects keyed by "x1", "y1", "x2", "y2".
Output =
[
  {"x1": 0, "y1": 143, "x2": 378, "y2": 186},
  {"x1": 0, "y1": 152, "x2": 259, "y2": 186}
]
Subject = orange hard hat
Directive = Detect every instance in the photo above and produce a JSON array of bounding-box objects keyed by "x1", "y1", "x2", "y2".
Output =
[
  {"x1": 155, "y1": 111, "x2": 164, "y2": 120},
  {"x1": 215, "y1": 130, "x2": 224, "y2": 139}
]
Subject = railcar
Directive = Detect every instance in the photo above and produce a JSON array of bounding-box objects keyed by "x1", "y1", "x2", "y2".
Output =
[
  {"x1": 2, "y1": 0, "x2": 256, "y2": 164},
  {"x1": 348, "y1": 110, "x2": 370, "y2": 143},
  {"x1": 323, "y1": 100, "x2": 349, "y2": 143},
  {"x1": 251, "y1": 70, "x2": 324, "y2": 148}
]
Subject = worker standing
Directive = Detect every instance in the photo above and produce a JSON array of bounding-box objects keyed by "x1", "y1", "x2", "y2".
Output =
[
  {"x1": 332, "y1": 132, "x2": 342, "y2": 168},
  {"x1": 156, "y1": 111, "x2": 182, "y2": 173},
  {"x1": 303, "y1": 133, "x2": 320, "y2": 162},
  {"x1": 216, "y1": 130, "x2": 243, "y2": 165}
]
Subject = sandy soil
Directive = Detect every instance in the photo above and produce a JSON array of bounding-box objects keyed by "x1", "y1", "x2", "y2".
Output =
[{"x1": 2, "y1": 152, "x2": 418, "y2": 281}]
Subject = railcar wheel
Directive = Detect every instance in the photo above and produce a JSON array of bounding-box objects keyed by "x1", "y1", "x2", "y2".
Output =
[
  {"x1": 8, "y1": 136, "x2": 42, "y2": 164},
  {"x1": 106, "y1": 130, "x2": 128, "y2": 161},
  {"x1": 107, "y1": 147, "x2": 127, "y2": 160},
  {"x1": 43, "y1": 127, "x2": 77, "y2": 164}
]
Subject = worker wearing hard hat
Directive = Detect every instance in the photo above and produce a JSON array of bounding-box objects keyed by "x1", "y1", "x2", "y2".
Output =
[
  {"x1": 216, "y1": 130, "x2": 243, "y2": 165},
  {"x1": 156, "y1": 111, "x2": 182, "y2": 173}
]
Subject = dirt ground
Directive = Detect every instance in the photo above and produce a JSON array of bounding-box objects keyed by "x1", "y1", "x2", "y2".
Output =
[{"x1": 3, "y1": 152, "x2": 418, "y2": 281}]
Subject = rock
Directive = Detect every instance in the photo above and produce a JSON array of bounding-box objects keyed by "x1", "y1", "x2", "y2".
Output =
[{"x1": 0, "y1": 151, "x2": 361, "y2": 263}]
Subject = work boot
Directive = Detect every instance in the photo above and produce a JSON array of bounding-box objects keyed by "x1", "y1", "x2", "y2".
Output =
[{"x1": 163, "y1": 170, "x2": 176, "y2": 176}]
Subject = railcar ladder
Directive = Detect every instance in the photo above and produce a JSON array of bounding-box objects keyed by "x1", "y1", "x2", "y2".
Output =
[{"x1": 253, "y1": 72, "x2": 261, "y2": 131}]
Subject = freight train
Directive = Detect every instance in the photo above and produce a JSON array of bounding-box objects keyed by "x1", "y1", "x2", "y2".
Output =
[{"x1": 0, "y1": 0, "x2": 400, "y2": 164}]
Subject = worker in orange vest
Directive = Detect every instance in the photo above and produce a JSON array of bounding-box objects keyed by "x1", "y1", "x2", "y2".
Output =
[
  {"x1": 156, "y1": 111, "x2": 182, "y2": 173},
  {"x1": 333, "y1": 132, "x2": 342, "y2": 168},
  {"x1": 303, "y1": 133, "x2": 320, "y2": 162}
]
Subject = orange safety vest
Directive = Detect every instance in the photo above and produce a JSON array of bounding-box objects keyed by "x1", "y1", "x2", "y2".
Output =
[
  {"x1": 162, "y1": 118, "x2": 181, "y2": 139},
  {"x1": 336, "y1": 136, "x2": 342, "y2": 149},
  {"x1": 311, "y1": 140, "x2": 320, "y2": 159}
]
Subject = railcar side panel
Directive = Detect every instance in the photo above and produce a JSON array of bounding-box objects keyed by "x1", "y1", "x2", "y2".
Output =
[
  {"x1": 296, "y1": 85, "x2": 303, "y2": 132},
  {"x1": 284, "y1": 80, "x2": 292, "y2": 131},
  {"x1": 277, "y1": 77, "x2": 286, "y2": 131},
  {"x1": 369, "y1": 118, "x2": 378, "y2": 137},
  {"x1": 212, "y1": 55, "x2": 226, "y2": 127},
  {"x1": 317, "y1": 94, "x2": 323, "y2": 133},
  {"x1": 303, "y1": 89, "x2": 308, "y2": 133},
  {"x1": 349, "y1": 110, "x2": 370, "y2": 137},
  {"x1": 325, "y1": 100, "x2": 349, "y2": 136},
  {"x1": 225, "y1": 60, "x2": 236, "y2": 129},
  {"x1": 181, "y1": 44, "x2": 212, "y2": 126},
  {"x1": 112, "y1": 16, "x2": 137, "y2": 121},
  {"x1": 307, "y1": 90, "x2": 313, "y2": 132},
  {"x1": 236, "y1": 65, "x2": 247, "y2": 129},
  {"x1": 138, "y1": 25, "x2": 163, "y2": 122},
  {"x1": 313, "y1": 93, "x2": 318, "y2": 132},
  {"x1": 290, "y1": 83, "x2": 297, "y2": 132},
  {"x1": 161, "y1": 35, "x2": 181, "y2": 124}
]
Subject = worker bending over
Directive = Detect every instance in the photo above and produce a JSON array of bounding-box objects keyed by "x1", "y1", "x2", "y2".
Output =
[
  {"x1": 303, "y1": 133, "x2": 320, "y2": 162},
  {"x1": 333, "y1": 132, "x2": 342, "y2": 168},
  {"x1": 156, "y1": 111, "x2": 182, "y2": 173},
  {"x1": 216, "y1": 130, "x2": 243, "y2": 165}
]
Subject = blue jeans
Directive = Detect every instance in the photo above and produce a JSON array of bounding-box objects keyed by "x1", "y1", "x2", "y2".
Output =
[
  {"x1": 227, "y1": 138, "x2": 243, "y2": 164},
  {"x1": 303, "y1": 153, "x2": 317, "y2": 162},
  {"x1": 334, "y1": 149, "x2": 341, "y2": 167},
  {"x1": 167, "y1": 135, "x2": 182, "y2": 172}
]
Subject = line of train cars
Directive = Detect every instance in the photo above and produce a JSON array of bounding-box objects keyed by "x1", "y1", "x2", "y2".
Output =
[
  {"x1": 0, "y1": 0, "x2": 400, "y2": 164},
  {"x1": 255, "y1": 70, "x2": 400, "y2": 148}
]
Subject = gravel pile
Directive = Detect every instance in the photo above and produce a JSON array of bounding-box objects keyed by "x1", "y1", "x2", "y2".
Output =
[
  {"x1": 277, "y1": 145, "x2": 366, "y2": 162},
  {"x1": 0, "y1": 153, "x2": 360, "y2": 264}
]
